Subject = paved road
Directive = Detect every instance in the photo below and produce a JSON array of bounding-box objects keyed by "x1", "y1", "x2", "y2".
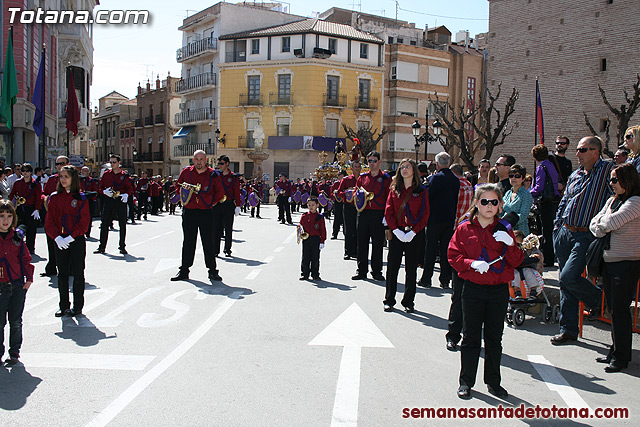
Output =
[{"x1": 1, "y1": 205, "x2": 637, "y2": 426}]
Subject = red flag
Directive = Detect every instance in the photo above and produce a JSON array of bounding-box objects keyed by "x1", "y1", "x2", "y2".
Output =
[
  {"x1": 535, "y1": 79, "x2": 544, "y2": 145},
  {"x1": 65, "y1": 68, "x2": 80, "y2": 136}
]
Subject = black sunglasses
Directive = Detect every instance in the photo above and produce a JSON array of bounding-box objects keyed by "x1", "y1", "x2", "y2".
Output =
[
  {"x1": 480, "y1": 198, "x2": 499, "y2": 206},
  {"x1": 495, "y1": 162, "x2": 508, "y2": 167},
  {"x1": 55, "y1": 162, "x2": 67, "y2": 166},
  {"x1": 368, "y1": 159, "x2": 378, "y2": 163},
  {"x1": 625, "y1": 134, "x2": 634, "y2": 140},
  {"x1": 576, "y1": 147, "x2": 596, "y2": 153},
  {"x1": 509, "y1": 174, "x2": 523, "y2": 179},
  {"x1": 556, "y1": 141, "x2": 569, "y2": 145},
  {"x1": 610, "y1": 177, "x2": 619, "y2": 184}
]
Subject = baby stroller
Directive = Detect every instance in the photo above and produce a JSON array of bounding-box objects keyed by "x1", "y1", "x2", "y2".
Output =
[{"x1": 505, "y1": 234, "x2": 560, "y2": 327}]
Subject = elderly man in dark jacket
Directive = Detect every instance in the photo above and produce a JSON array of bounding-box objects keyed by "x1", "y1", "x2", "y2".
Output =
[{"x1": 419, "y1": 152, "x2": 460, "y2": 288}]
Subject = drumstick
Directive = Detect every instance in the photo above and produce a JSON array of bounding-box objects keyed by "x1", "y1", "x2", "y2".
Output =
[{"x1": 487, "y1": 255, "x2": 504, "y2": 266}]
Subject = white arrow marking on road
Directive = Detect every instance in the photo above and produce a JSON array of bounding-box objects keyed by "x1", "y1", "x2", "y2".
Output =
[
  {"x1": 92, "y1": 287, "x2": 163, "y2": 327},
  {"x1": 309, "y1": 303, "x2": 394, "y2": 427},
  {"x1": 153, "y1": 258, "x2": 182, "y2": 274},
  {"x1": 528, "y1": 355, "x2": 592, "y2": 410},
  {"x1": 19, "y1": 353, "x2": 155, "y2": 371}
]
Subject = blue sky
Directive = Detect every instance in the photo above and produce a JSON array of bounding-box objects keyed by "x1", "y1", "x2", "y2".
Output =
[{"x1": 91, "y1": 0, "x2": 488, "y2": 107}]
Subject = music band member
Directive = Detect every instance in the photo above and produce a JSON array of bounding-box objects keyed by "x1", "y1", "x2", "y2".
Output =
[
  {"x1": 41, "y1": 155, "x2": 70, "y2": 277},
  {"x1": 95, "y1": 154, "x2": 133, "y2": 255},
  {"x1": 80, "y1": 166, "x2": 98, "y2": 238},
  {"x1": 171, "y1": 150, "x2": 225, "y2": 282},
  {"x1": 337, "y1": 160, "x2": 362, "y2": 260},
  {"x1": 9, "y1": 163, "x2": 42, "y2": 254},
  {"x1": 275, "y1": 173, "x2": 293, "y2": 224},
  {"x1": 214, "y1": 155, "x2": 242, "y2": 257}
]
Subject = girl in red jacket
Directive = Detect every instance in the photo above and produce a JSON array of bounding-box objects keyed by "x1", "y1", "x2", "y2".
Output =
[
  {"x1": 0, "y1": 200, "x2": 34, "y2": 366},
  {"x1": 45, "y1": 166, "x2": 91, "y2": 317},
  {"x1": 448, "y1": 183, "x2": 523, "y2": 400}
]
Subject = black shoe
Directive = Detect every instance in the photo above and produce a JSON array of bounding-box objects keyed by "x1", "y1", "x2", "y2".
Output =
[
  {"x1": 596, "y1": 356, "x2": 612, "y2": 364},
  {"x1": 457, "y1": 385, "x2": 471, "y2": 399},
  {"x1": 299, "y1": 276, "x2": 309, "y2": 281},
  {"x1": 372, "y1": 273, "x2": 385, "y2": 281},
  {"x1": 403, "y1": 306, "x2": 414, "y2": 313},
  {"x1": 4, "y1": 357, "x2": 19, "y2": 366},
  {"x1": 331, "y1": 236, "x2": 338, "y2": 240},
  {"x1": 351, "y1": 273, "x2": 367, "y2": 280},
  {"x1": 440, "y1": 282, "x2": 450, "y2": 289},
  {"x1": 170, "y1": 272, "x2": 189, "y2": 281},
  {"x1": 208, "y1": 272, "x2": 223, "y2": 281},
  {"x1": 446, "y1": 339, "x2": 458, "y2": 352},
  {"x1": 586, "y1": 306, "x2": 601, "y2": 321},
  {"x1": 40, "y1": 271, "x2": 57, "y2": 277},
  {"x1": 604, "y1": 363, "x2": 626, "y2": 373},
  {"x1": 550, "y1": 333, "x2": 577, "y2": 345},
  {"x1": 256, "y1": 215, "x2": 262, "y2": 218},
  {"x1": 343, "y1": 255, "x2": 351, "y2": 260},
  {"x1": 383, "y1": 304, "x2": 393, "y2": 312},
  {"x1": 311, "y1": 276, "x2": 321, "y2": 281},
  {"x1": 63, "y1": 309, "x2": 74, "y2": 317},
  {"x1": 287, "y1": 222, "x2": 293, "y2": 225},
  {"x1": 488, "y1": 384, "x2": 508, "y2": 398},
  {"x1": 418, "y1": 279, "x2": 432, "y2": 288},
  {"x1": 69, "y1": 308, "x2": 82, "y2": 317},
  {"x1": 224, "y1": 251, "x2": 232, "y2": 257},
  {"x1": 94, "y1": 247, "x2": 105, "y2": 254},
  {"x1": 55, "y1": 309, "x2": 66, "y2": 317},
  {"x1": 119, "y1": 248, "x2": 128, "y2": 255}
]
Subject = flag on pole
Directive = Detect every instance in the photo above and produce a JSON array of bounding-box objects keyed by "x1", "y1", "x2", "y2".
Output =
[
  {"x1": 0, "y1": 28, "x2": 19, "y2": 130},
  {"x1": 65, "y1": 67, "x2": 80, "y2": 136},
  {"x1": 535, "y1": 79, "x2": 545, "y2": 145},
  {"x1": 32, "y1": 48, "x2": 46, "y2": 136}
]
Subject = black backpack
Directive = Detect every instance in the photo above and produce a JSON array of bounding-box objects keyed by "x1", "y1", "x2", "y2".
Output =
[{"x1": 540, "y1": 165, "x2": 560, "y2": 203}]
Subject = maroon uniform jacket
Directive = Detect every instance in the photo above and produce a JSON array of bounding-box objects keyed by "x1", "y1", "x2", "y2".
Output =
[
  {"x1": 99, "y1": 169, "x2": 134, "y2": 196},
  {"x1": 136, "y1": 178, "x2": 151, "y2": 193},
  {"x1": 330, "y1": 181, "x2": 341, "y2": 201},
  {"x1": 176, "y1": 166, "x2": 225, "y2": 210},
  {"x1": 355, "y1": 171, "x2": 391, "y2": 211},
  {"x1": 0, "y1": 229, "x2": 34, "y2": 284},
  {"x1": 150, "y1": 181, "x2": 161, "y2": 197},
  {"x1": 45, "y1": 191, "x2": 91, "y2": 239},
  {"x1": 384, "y1": 185, "x2": 430, "y2": 233},
  {"x1": 9, "y1": 177, "x2": 43, "y2": 210},
  {"x1": 275, "y1": 179, "x2": 292, "y2": 197},
  {"x1": 447, "y1": 217, "x2": 524, "y2": 286},
  {"x1": 300, "y1": 211, "x2": 326, "y2": 243},
  {"x1": 80, "y1": 176, "x2": 98, "y2": 201},
  {"x1": 220, "y1": 171, "x2": 242, "y2": 206},
  {"x1": 336, "y1": 175, "x2": 357, "y2": 201},
  {"x1": 43, "y1": 174, "x2": 59, "y2": 196}
]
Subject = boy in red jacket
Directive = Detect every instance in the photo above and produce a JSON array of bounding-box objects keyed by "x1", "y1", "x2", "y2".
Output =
[{"x1": 299, "y1": 196, "x2": 326, "y2": 281}]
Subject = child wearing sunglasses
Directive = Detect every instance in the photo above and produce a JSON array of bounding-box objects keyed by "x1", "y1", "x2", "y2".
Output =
[{"x1": 448, "y1": 184, "x2": 524, "y2": 400}]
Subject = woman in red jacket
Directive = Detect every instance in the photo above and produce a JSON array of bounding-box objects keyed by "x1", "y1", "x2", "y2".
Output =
[
  {"x1": 45, "y1": 166, "x2": 91, "y2": 317},
  {"x1": 448, "y1": 183, "x2": 523, "y2": 400},
  {"x1": 8, "y1": 163, "x2": 42, "y2": 254},
  {"x1": 383, "y1": 159, "x2": 430, "y2": 313}
]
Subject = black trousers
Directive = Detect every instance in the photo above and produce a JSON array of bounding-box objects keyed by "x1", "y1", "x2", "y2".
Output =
[
  {"x1": 343, "y1": 204, "x2": 358, "y2": 257},
  {"x1": 539, "y1": 200, "x2": 558, "y2": 265},
  {"x1": 602, "y1": 260, "x2": 640, "y2": 368},
  {"x1": 86, "y1": 199, "x2": 96, "y2": 237},
  {"x1": 44, "y1": 235, "x2": 58, "y2": 274},
  {"x1": 180, "y1": 208, "x2": 218, "y2": 274},
  {"x1": 277, "y1": 194, "x2": 292, "y2": 223},
  {"x1": 16, "y1": 205, "x2": 38, "y2": 253},
  {"x1": 137, "y1": 192, "x2": 149, "y2": 219},
  {"x1": 332, "y1": 202, "x2": 344, "y2": 238},
  {"x1": 128, "y1": 196, "x2": 136, "y2": 222},
  {"x1": 250, "y1": 202, "x2": 261, "y2": 217},
  {"x1": 460, "y1": 281, "x2": 509, "y2": 388},
  {"x1": 301, "y1": 235, "x2": 320, "y2": 277},
  {"x1": 99, "y1": 197, "x2": 127, "y2": 250},
  {"x1": 0, "y1": 282, "x2": 26, "y2": 358},
  {"x1": 55, "y1": 236, "x2": 86, "y2": 311},
  {"x1": 356, "y1": 209, "x2": 385, "y2": 276},
  {"x1": 384, "y1": 229, "x2": 424, "y2": 309},
  {"x1": 213, "y1": 201, "x2": 235, "y2": 255},
  {"x1": 446, "y1": 270, "x2": 464, "y2": 344},
  {"x1": 421, "y1": 220, "x2": 455, "y2": 286}
]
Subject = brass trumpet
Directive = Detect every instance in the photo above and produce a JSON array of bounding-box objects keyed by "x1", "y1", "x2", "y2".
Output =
[
  {"x1": 15, "y1": 196, "x2": 26, "y2": 206},
  {"x1": 111, "y1": 191, "x2": 121, "y2": 199},
  {"x1": 180, "y1": 182, "x2": 201, "y2": 193}
]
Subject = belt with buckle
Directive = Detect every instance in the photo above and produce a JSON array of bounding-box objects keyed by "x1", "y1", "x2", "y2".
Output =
[{"x1": 564, "y1": 224, "x2": 589, "y2": 233}]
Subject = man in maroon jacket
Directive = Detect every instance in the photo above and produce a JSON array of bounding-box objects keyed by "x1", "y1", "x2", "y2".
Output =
[{"x1": 214, "y1": 155, "x2": 242, "y2": 257}]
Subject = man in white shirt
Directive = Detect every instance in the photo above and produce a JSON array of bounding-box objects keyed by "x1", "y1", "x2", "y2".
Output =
[{"x1": 6, "y1": 163, "x2": 22, "y2": 189}]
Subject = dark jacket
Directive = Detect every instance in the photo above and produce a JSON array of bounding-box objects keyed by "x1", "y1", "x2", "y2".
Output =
[{"x1": 427, "y1": 168, "x2": 460, "y2": 224}]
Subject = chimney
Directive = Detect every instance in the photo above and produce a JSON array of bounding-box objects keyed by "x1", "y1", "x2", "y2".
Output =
[
  {"x1": 137, "y1": 82, "x2": 142, "y2": 95},
  {"x1": 146, "y1": 79, "x2": 151, "y2": 91},
  {"x1": 156, "y1": 74, "x2": 161, "y2": 89}
]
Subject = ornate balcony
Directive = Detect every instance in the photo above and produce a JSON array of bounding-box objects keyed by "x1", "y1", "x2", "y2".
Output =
[
  {"x1": 175, "y1": 72, "x2": 217, "y2": 94},
  {"x1": 355, "y1": 97, "x2": 379, "y2": 110},
  {"x1": 175, "y1": 107, "x2": 216, "y2": 126},
  {"x1": 269, "y1": 92, "x2": 294, "y2": 105},
  {"x1": 323, "y1": 93, "x2": 347, "y2": 107},
  {"x1": 239, "y1": 94, "x2": 263, "y2": 106},
  {"x1": 176, "y1": 37, "x2": 218, "y2": 62},
  {"x1": 174, "y1": 143, "x2": 216, "y2": 157}
]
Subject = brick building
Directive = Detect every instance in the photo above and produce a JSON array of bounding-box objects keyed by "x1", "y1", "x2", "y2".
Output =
[{"x1": 487, "y1": 0, "x2": 640, "y2": 166}]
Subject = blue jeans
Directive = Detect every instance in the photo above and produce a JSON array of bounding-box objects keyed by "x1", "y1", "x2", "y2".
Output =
[
  {"x1": 553, "y1": 226, "x2": 602, "y2": 337},
  {"x1": 0, "y1": 282, "x2": 26, "y2": 359}
]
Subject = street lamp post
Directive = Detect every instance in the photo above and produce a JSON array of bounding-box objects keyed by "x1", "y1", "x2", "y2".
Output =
[
  {"x1": 411, "y1": 117, "x2": 443, "y2": 162},
  {"x1": 215, "y1": 128, "x2": 226, "y2": 156}
]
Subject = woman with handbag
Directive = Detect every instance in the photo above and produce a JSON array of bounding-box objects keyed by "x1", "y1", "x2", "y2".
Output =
[
  {"x1": 383, "y1": 159, "x2": 429, "y2": 313},
  {"x1": 589, "y1": 163, "x2": 640, "y2": 373}
]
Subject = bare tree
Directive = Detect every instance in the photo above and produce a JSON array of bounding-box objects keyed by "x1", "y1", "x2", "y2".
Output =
[
  {"x1": 431, "y1": 83, "x2": 519, "y2": 171},
  {"x1": 584, "y1": 74, "x2": 640, "y2": 158},
  {"x1": 342, "y1": 124, "x2": 387, "y2": 158}
]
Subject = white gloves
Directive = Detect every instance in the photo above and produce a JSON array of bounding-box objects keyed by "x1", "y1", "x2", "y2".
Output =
[
  {"x1": 55, "y1": 236, "x2": 69, "y2": 250},
  {"x1": 121, "y1": 193, "x2": 129, "y2": 203},
  {"x1": 63, "y1": 236, "x2": 74, "y2": 246},
  {"x1": 393, "y1": 229, "x2": 405, "y2": 241},
  {"x1": 288, "y1": 197, "x2": 292, "y2": 203},
  {"x1": 382, "y1": 217, "x2": 388, "y2": 226},
  {"x1": 493, "y1": 230, "x2": 514, "y2": 246},
  {"x1": 148, "y1": 197, "x2": 151, "y2": 201},
  {"x1": 103, "y1": 187, "x2": 114, "y2": 198},
  {"x1": 31, "y1": 210, "x2": 40, "y2": 220},
  {"x1": 319, "y1": 243, "x2": 325, "y2": 250},
  {"x1": 235, "y1": 207, "x2": 240, "y2": 216},
  {"x1": 471, "y1": 260, "x2": 490, "y2": 274},
  {"x1": 404, "y1": 230, "x2": 416, "y2": 243}
]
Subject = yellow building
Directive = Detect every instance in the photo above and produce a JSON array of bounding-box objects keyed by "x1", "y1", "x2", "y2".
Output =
[{"x1": 218, "y1": 19, "x2": 384, "y2": 181}]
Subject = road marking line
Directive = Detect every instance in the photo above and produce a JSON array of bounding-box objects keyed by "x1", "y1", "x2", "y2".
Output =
[
  {"x1": 274, "y1": 247, "x2": 283, "y2": 252},
  {"x1": 24, "y1": 293, "x2": 57, "y2": 313},
  {"x1": 86, "y1": 291, "x2": 243, "y2": 427},
  {"x1": 162, "y1": 231, "x2": 175, "y2": 236},
  {"x1": 528, "y1": 355, "x2": 592, "y2": 410},
  {"x1": 283, "y1": 231, "x2": 296, "y2": 244},
  {"x1": 129, "y1": 235, "x2": 161, "y2": 248},
  {"x1": 263, "y1": 256, "x2": 274, "y2": 263},
  {"x1": 19, "y1": 353, "x2": 155, "y2": 371},
  {"x1": 92, "y1": 288, "x2": 163, "y2": 327},
  {"x1": 245, "y1": 269, "x2": 261, "y2": 280}
]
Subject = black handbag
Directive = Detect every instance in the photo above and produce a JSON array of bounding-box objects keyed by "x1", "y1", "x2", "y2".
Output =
[{"x1": 585, "y1": 233, "x2": 611, "y2": 278}]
